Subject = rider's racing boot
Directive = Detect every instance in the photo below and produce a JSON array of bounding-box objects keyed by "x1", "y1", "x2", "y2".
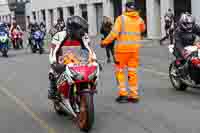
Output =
[{"x1": 48, "y1": 75, "x2": 57, "y2": 100}]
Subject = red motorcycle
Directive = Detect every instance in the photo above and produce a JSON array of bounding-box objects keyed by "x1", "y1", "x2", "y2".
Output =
[
  {"x1": 11, "y1": 29, "x2": 23, "y2": 49},
  {"x1": 169, "y1": 42, "x2": 200, "y2": 91},
  {"x1": 50, "y1": 35, "x2": 100, "y2": 132}
]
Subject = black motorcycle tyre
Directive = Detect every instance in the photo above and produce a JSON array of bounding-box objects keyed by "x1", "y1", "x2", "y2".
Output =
[
  {"x1": 53, "y1": 101, "x2": 68, "y2": 116},
  {"x1": 78, "y1": 93, "x2": 94, "y2": 132},
  {"x1": 169, "y1": 61, "x2": 188, "y2": 91},
  {"x1": 2, "y1": 47, "x2": 8, "y2": 57},
  {"x1": 31, "y1": 42, "x2": 36, "y2": 53}
]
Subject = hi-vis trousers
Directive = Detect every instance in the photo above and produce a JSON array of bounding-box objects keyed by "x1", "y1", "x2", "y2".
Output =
[{"x1": 115, "y1": 51, "x2": 139, "y2": 99}]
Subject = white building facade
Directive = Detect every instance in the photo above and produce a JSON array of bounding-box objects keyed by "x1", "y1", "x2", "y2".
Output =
[
  {"x1": 0, "y1": 0, "x2": 11, "y2": 23},
  {"x1": 1, "y1": 0, "x2": 199, "y2": 39},
  {"x1": 27, "y1": 0, "x2": 114, "y2": 36}
]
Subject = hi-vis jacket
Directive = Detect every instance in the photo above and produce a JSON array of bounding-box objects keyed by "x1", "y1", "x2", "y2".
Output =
[{"x1": 102, "y1": 11, "x2": 146, "y2": 53}]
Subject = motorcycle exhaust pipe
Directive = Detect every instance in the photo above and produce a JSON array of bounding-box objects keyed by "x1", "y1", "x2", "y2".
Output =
[{"x1": 59, "y1": 99, "x2": 77, "y2": 118}]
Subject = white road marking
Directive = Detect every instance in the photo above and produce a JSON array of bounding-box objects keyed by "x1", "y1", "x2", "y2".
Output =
[
  {"x1": 142, "y1": 67, "x2": 168, "y2": 77},
  {"x1": 0, "y1": 87, "x2": 56, "y2": 133},
  {"x1": 0, "y1": 50, "x2": 171, "y2": 133}
]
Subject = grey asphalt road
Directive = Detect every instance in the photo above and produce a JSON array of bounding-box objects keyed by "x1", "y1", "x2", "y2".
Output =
[{"x1": 1, "y1": 41, "x2": 200, "y2": 133}]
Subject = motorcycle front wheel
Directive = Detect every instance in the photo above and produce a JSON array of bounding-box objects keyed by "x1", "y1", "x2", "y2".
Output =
[
  {"x1": 39, "y1": 42, "x2": 44, "y2": 54},
  {"x1": 169, "y1": 61, "x2": 188, "y2": 91},
  {"x1": 31, "y1": 43, "x2": 36, "y2": 53},
  {"x1": 19, "y1": 39, "x2": 23, "y2": 49},
  {"x1": 2, "y1": 47, "x2": 8, "y2": 57},
  {"x1": 78, "y1": 93, "x2": 94, "y2": 132},
  {"x1": 16, "y1": 39, "x2": 21, "y2": 49},
  {"x1": 53, "y1": 101, "x2": 67, "y2": 116}
]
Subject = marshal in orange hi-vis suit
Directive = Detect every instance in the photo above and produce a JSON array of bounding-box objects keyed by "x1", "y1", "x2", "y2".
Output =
[{"x1": 101, "y1": 6, "x2": 146, "y2": 103}]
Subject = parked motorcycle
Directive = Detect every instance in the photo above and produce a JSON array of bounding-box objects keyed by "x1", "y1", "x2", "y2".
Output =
[
  {"x1": 11, "y1": 29, "x2": 23, "y2": 49},
  {"x1": 49, "y1": 35, "x2": 100, "y2": 132},
  {"x1": 169, "y1": 42, "x2": 200, "y2": 91},
  {"x1": 31, "y1": 30, "x2": 44, "y2": 54},
  {"x1": 0, "y1": 31, "x2": 9, "y2": 57}
]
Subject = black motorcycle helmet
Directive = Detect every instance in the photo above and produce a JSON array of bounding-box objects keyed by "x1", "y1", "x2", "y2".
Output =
[
  {"x1": 33, "y1": 22, "x2": 39, "y2": 30},
  {"x1": 0, "y1": 22, "x2": 5, "y2": 29},
  {"x1": 66, "y1": 16, "x2": 88, "y2": 40},
  {"x1": 179, "y1": 12, "x2": 195, "y2": 32}
]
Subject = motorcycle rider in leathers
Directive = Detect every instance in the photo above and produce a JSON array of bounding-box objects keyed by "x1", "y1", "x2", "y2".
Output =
[
  {"x1": 28, "y1": 22, "x2": 39, "y2": 47},
  {"x1": 49, "y1": 18, "x2": 65, "y2": 38},
  {"x1": 160, "y1": 8, "x2": 174, "y2": 45},
  {"x1": 48, "y1": 16, "x2": 90, "y2": 99},
  {"x1": 174, "y1": 13, "x2": 200, "y2": 70},
  {"x1": 9, "y1": 21, "x2": 22, "y2": 36}
]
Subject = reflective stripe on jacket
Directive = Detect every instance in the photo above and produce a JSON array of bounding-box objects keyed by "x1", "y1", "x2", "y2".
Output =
[{"x1": 102, "y1": 11, "x2": 146, "y2": 52}]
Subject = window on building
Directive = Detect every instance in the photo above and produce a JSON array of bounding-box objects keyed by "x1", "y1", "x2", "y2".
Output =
[
  {"x1": 135, "y1": 0, "x2": 147, "y2": 37},
  {"x1": 69, "y1": 7, "x2": 74, "y2": 16},
  {"x1": 49, "y1": 9, "x2": 54, "y2": 26},
  {"x1": 57, "y1": 8, "x2": 63, "y2": 20},
  {"x1": 80, "y1": 4, "x2": 87, "y2": 21},
  {"x1": 174, "y1": 0, "x2": 191, "y2": 22},
  {"x1": 32, "y1": 11, "x2": 36, "y2": 20},
  {"x1": 27, "y1": 16, "x2": 30, "y2": 23},
  {"x1": 41, "y1": 10, "x2": 46, "y2": 22},
  {"x1": 95, "y1": 3, "x2": 103, "y2": 33},
  {"x1": 112, "y1": 0, "x2": 122, "y2": 19}
]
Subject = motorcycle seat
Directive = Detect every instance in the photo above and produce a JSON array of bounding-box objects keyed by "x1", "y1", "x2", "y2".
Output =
[{"x1": 52, "y1": 64, "x2": 66, "y2": 74}]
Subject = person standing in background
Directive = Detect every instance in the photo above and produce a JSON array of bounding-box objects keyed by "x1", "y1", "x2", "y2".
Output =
[
  {"x1": 101, "y1": 2, "x2": 146, "y2": 103},
  {"x1": 160, "y1": 8, "x2": 175, "y2": 45},
  {"x1": 100, "y1": 16, "x2": 115, "y2": 63}
]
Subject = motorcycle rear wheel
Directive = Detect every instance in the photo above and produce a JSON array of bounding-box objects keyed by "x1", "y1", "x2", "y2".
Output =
[
  {"x1": 31, "y1": 44, "x2": 36, "y2": 53},
  {"x1": 2, "y1": 48, "x2": 8, "y2": 57},
  {"x1": 39, "y1": 44, "x2": 44, "y2": 54},
  {"x1": 78, "y1": 93, "x2": 94, "y2": 132},
  {"x1": 2, "y1": 51, "x2": 8, "y2": 57},
  {"x1": 16, "y1": 39, "x2": 21, "y2": 49},
  {"x1": 169, "y1": 61, "x2": 188, "y2": 91},
  {"x1": 19, "y1": 39, "x2": 23, "y2": 49}
]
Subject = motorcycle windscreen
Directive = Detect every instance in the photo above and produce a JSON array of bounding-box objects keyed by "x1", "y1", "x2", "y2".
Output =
[{"x1": 59, "y1": 45, "x2": 89, "y2": 65}]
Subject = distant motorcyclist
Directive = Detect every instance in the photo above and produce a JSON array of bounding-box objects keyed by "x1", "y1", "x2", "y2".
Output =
[
  {"x1": 160, "y1": 8, "x2": 175, "y2": 45},
  {"x1": 56, "y1": 18, "x2": 65, "y2": 31},
  {"x1": 28, "y1": 21, "x2": 39, "y2": 45},
  {"x1": 0, "y1": 22, "x2": 9, "y2": 35},
  {"x1": 40, "y1": 21, "x2": 46, "y2": 35},
  {"x1": 165, "y1": 8, "x2": 174, "y2": 21},
  {"x1": 28, "y1": 21, "x2": 37, "y2": 33},
  {"x1": 174, "y1": 13, "x2": 200, "y2": 67},
  {"x1": 49, "y1": 18, "x2": 65, "y2": 37},
  {"x1": 48, "y1": 16, "x2": 90, "y2": 99},
  {"x1": 9, "y1": 21, "x2": 22, "y2": 36},
  {"x1": 4, "y1": 23, "x2": 9, "y2": 34},
  {"x1": 9, "y1": 21, "x2": 23, "y2": 48}
]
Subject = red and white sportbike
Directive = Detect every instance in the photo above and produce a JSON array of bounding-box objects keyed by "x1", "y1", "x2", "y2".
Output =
[
  {"x1": 169, "y1": 43, "x2": 200, "y2": 91},
  {"x1": 49, "y1": 34, "x2": 101, "y2": 132}
]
